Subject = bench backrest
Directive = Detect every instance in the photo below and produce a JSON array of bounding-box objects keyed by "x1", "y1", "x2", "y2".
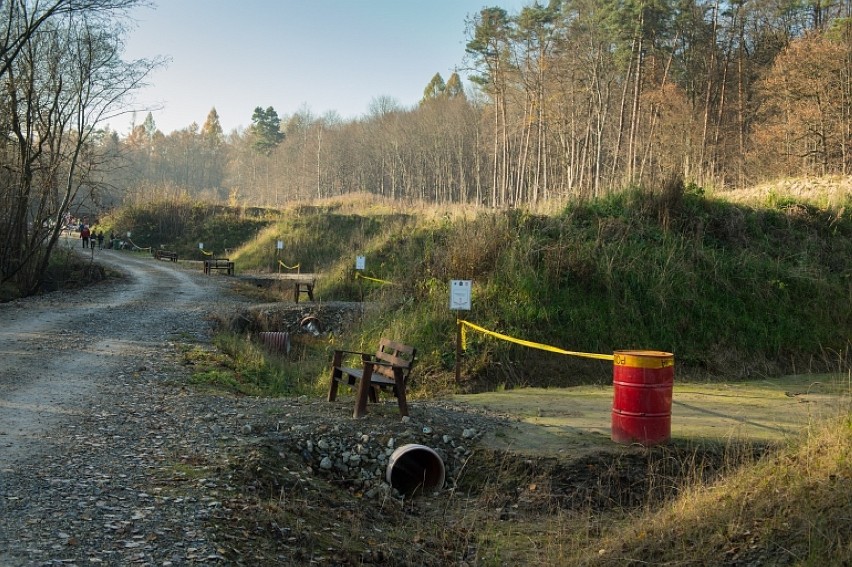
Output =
[{"x1": 374, "y1": 338, "x2": 416, "y2": 381}]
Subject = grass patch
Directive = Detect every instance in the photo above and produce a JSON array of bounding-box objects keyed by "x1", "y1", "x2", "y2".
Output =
[
  {"x1": 577, "y1": 413, "x2": 852, "y2": 566},
  {"x1": 96, "y1": 199, "x2": 274, "y2": 259},
  {"x1": 185, "y1": 333, "x2": 327, "y2": 398}
]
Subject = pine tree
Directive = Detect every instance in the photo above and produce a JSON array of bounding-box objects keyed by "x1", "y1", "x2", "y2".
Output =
[
  {"x1": 422, "y1": 73, "x2": 446, "y2": 102},
  {"x1": 250, "y1": 106, "x2": 285, "y2": 154},
  {"x1": 142, "y1": 112, "x2": 157, "y2": 140},
  {"x1": 201, "y1": 107, "x2": 224, "y2": 148},
  {"x1": 445, "y1": 72, "x2": 466, "y2": 99}
]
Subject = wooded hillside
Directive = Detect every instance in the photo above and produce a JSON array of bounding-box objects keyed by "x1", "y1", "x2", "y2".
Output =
[
  {"x1": 108, "y1": 1, "x2": 852, "y2": 208},
  {"x1": 3, "y1": 0, "x2": 852, "y2": 296}
]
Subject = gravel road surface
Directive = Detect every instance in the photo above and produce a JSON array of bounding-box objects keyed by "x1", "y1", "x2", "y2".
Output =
[{"x1": 0, "y1": 248, "x2": 248, "y2": 565}]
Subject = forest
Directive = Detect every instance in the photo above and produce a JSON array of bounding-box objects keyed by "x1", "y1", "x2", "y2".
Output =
[
  {"x1": 110, "y1": 0, "x2": 852, "y2": 207},
  {"x1": 2, "y1": 0, "x2": 852, "y2": 294}
]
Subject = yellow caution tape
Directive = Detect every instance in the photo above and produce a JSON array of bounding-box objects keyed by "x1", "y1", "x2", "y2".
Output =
[
  {"x1": 126, "y1": 238, "x2": 151, "y2": 251},
  {"x1": 278, "y1": 260, "x2": 301, "y2": 270},
  {"x1": 355, "y1": 272, "x2": 395, "y2": 285},
  {"x1": 200, "y1": 248, "x2": 213, "y2": 256},
  {"x1": 459, "y1": 320, "x2": 614, "y2": 361}
]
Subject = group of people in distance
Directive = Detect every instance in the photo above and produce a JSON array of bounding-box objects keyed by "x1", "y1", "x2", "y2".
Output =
[{"x1": 79, "y1": 223, "x2": 107, "y2": 249}]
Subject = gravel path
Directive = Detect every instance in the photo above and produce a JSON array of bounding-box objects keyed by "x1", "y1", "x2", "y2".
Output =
[
  {"x1": 0, "y1": 247, "x2": 506, "y2": 566},
  {"x1": 0, "y1": 247, "x2": 253, "y2": 564}
]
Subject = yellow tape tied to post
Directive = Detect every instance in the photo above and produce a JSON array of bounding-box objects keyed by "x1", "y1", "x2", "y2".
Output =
[
  {"x1": 355, "y1": 272, "x2": 395, "y2": 285},
  {"x1": 126, "y1": 238, "x2": 151, "y2": 252},
  {"x1": 459, "y1": 320, "x2": 614, "y2": 361},
  {"x1": 200, "y1": 248, "x2": 213, "y2": 256},
  {"x1": 278, "y1": 260, "x2": 300, "y2": 270}
]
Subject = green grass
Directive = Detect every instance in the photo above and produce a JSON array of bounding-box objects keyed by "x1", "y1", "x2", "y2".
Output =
[
  {"x1": 96, "y1": 199, "x2": 274, "y2": 259},
  {"x1": 109, "y1": 180, "x2": 851, "y2": 394},
  {"x1": 185, "y1": 333, "x2": 327, "y2": 397}
]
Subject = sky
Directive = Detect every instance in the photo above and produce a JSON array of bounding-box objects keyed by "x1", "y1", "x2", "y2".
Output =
[{"x1": 115, "y1": 0, "x2": 528, "y2": 136}]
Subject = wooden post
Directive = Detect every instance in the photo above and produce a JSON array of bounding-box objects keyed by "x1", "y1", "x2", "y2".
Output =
[{"x1": 455, "y1": 314, "x2": 462, "y2": 385}]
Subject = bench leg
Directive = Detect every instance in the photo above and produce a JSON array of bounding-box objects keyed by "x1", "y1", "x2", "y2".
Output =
[
  {"x1": 354, "y1": 362, "x2": 374, "y2": 418},
  {"x1": 394, "y1": 367, "x2": 409, "y2": 417},
  {"x1": 328, "y1": 352, "x2": 343, "y2": 402}
]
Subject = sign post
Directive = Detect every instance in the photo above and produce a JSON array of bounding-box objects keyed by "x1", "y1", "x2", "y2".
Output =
[
  {"x1": 276, "y1": 240, "x2": 284, "y2": 273},
  {"x1": 449, "y1": 280, "x2": 472, "y2": 384},
  {"x1": 355, "y1": 255, "x2": 366, "y2": 303}
]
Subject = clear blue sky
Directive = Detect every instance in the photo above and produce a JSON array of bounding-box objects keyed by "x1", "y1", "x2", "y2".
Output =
[{"x1": 116, "y1": 0, "x2": 527, "y2": 135}]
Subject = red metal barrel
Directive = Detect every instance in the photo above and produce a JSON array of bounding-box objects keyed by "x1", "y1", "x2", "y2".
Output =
[{"x1": 611, "y1": 350, "x2": 674, "y2": 446}]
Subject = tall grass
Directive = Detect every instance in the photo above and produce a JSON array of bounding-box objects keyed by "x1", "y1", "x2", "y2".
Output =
[
  {"x1": 576, "y1": 410, "x2": 852, "y2": 566},
  {"x1": 186, "y1": 333, "x2": 325, "y2": 397},
  {"x1": 112, "y1": 182, "x2": 851, "y2": 392},
  {"x1": 96, "y1": 198, "x2": 274, "y2": 258}
]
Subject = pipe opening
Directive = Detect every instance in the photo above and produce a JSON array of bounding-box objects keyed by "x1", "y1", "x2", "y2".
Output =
[{"x1": 386, "y1": 444, "x2": 445, "y2": 496}]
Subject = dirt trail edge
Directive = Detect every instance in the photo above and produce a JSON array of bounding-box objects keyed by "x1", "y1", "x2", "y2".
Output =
[{"x1": 0, "y1": 248, "x2": 245, "y2": 564}]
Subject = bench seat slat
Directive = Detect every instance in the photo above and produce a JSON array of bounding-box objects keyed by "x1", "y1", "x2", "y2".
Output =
[{"x1": 333, "y1": 366, "x2": 396, "y2": 386}]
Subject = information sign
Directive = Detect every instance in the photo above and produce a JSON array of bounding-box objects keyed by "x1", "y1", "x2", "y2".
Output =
[{"x1": 450, "y1": 280, "x2": 472, "y2": 311}]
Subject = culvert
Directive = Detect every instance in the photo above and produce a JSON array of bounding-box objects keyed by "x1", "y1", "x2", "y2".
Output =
[
  {"x1": 386, "y1": 444, "x2": 445, "y2": 496},
  {"x1": 258, "y1": 331, "x2": 290, "y2": 355}
]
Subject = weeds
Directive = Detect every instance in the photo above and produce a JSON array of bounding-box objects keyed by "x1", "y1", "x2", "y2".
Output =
[{"x1": 185, "y1": 333, "x2": 325, "y2": 397}]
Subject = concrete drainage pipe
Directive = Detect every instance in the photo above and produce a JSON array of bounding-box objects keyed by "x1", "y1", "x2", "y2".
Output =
[{"x1": 386, "y1": 444, "x2": 445, "y2": 496}]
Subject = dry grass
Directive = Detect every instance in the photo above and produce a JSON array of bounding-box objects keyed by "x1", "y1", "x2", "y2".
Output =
[
  {"x1": 295, "y1": 191, "x2": 487, "y2": 221},
  {"x1": 574, "y1": 410, "x2": 852, "y2": 566},
  {"x1": 717, "y1": 175, "x2": 852, "y2": 209}
]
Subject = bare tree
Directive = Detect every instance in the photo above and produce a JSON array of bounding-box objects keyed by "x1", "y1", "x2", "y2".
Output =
[{"x1": 0, "y1": 0, "x2": 160, "y2": 294}]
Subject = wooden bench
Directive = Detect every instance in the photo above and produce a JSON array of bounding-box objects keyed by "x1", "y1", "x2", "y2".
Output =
[
  {"x1": 154, "y1": 249, "x2": 178, "y2": 262},
  {"x1": 292, "y1": 279, "x2": 315, "y2": 302},
  {"x1": 328, "y1": 339, "x2": 416, "y2": 418},
  {"x1": 203, "y1": 258, "x2": 234, "y2": 275}
]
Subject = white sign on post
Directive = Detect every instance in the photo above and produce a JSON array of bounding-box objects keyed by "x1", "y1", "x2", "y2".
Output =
[
  {"x1": 276, "y1": 240, "x2": 284, "y2": 250},
  {"x1": 198, "y1": 242, "x2": 204, "y2": 250},
  {"x1": 355, "y1": 255, "x2": 366, "y2": 271},
  {"x1": 450, "y1": 280, "x2": 472, "y2": 311}
]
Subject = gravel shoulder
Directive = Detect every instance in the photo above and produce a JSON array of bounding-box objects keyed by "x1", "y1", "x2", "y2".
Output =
[{"x1": 0, "y1": 247, "x2": 250, "y2": 564}]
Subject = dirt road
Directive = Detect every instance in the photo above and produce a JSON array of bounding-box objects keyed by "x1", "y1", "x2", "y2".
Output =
[
  {"x1": 0, "y1": 246, "x2": 245, "y2": 564},
  {"x1": 0, "y1": 247, "x2": 224, "y2": 462}
]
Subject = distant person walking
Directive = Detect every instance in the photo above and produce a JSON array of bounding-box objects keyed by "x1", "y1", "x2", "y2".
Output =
[
  {"x1": 81, "y1": 225, "x2": 90, "y2": 248},
  {"x1": 96, "y1": 231, "x2": 104, "y2": 249}
]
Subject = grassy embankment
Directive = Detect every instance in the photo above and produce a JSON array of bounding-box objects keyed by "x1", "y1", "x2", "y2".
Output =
[
  {"x1": 100, "y1": 181, "x2": 851, "y2": 564},
  {"x1": 100, "y1": 181, "x2": 851, "y2": 396}
]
